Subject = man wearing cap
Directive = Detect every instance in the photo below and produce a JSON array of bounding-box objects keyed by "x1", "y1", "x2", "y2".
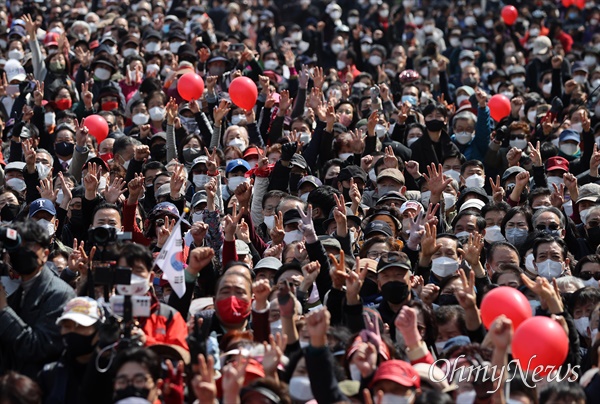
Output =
[
  {"x1": 298, "y1": 175, "x2": 322, "y2": 202},
  {"x1": 369, "y1": 359, "x2": 421, "y2": 402},
  {"x1": 337, "y1": 165, "x2": 366, "y2": 204},
  {"x1": 38, "y1": 297, "x2": 105, "y2": 403},
  {"x1": 363, "y1": 168, "x2": 406, "y2": 208},
  {"x1": 0, "y1": 218, "x2": 76, "y2": 379},
  {"x1": 224, "y1": 158, "x2": 251, "y2": 200},
  {"x1": 525, "y1": 35, "x2": 569, "y2": 93},
  {"x1": 29, "y1": 197, "x2": 70, "y2": 254},
  {"x1": 555, "y1": 128, "x2": 593, "y2": 176}
]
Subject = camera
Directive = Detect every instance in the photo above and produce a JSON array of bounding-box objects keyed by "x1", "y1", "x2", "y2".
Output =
[
  {"x1": 494, "y1": 125, "x2": 509, "y2": 144},
  {"x1": 88, "y1": 225, "x2": 132, "y2": 246},
  {"x1": 0, "y1": 227, "x2": 20, "y2": 250},
  {"x1": 94, "y1": 264, "x2": 132, "y2": 287}
]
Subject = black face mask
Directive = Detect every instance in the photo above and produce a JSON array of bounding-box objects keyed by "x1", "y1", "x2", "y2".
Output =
[
  {"x1": 323, "y1": 178, "x2": 336, "y2": 187},
  {"x1": 380, "y1": 281, "x2": 409, "y2": 304},
  {"x1": 463, "y1": 77, "x2": 478, "y2": 87},
  {"x1": 1, "y1": 204, "x2": 20, "y2": 222},
  {"x1": 113, "y1": 385, "x2": 151, "y2": 403},
  {"x1": 341, "y1": 187, "x2": 352, "y2": 202},
  {"x1": 182, "y1": 147, "x2": 201, "y2": 164},
  {"x1": 360, "y1": 278, "x2": 379, "y2": 298},
  {"x1": 361, "y1": 109, "x2": 371, "y2": 119},
  {"x1": 289, "y1": 173, "x2": 303, "y2": 194},
  {"x1": 8, "y1": 247, "x2": 41, "y2": 275},
  {"x1": 69, "y1": 210, "x2": 83, "y2": 228},
  {"x1": 587, "y1": 227, "x2": 600, "y2": 250},
  {"x1": 151, "y1": 144, "x2": 167, "y2": 161},
  {"x1": 437, "y1": 293, "x2": 459, "y2": 306},
  {"x1": 63, "y1": 331, "x2": 97, "y2": 358},
  {"x1": 55, "y1": 141, "x2": 75, "y2": 157},
  {"x1": 425, "y1": 119, "x2": 446, "y2": 132}
]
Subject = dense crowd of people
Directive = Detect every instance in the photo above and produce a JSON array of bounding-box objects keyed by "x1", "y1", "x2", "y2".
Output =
[{"x1": 0, "y1": 0, "x2": 600, "y2": 403}]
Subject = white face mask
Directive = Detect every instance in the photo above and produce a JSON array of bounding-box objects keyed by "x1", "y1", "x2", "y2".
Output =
[
  {"x1": 465, "y1": 174, "x2": 485, "y2": 188},
  {"x1": 435, "y1": 339, "x2": 448, "y2": 353},
  {"x1": 6, "y1": 178, "x2": 26, "y2": 192},
  {"x1": 169, "y1": 41, "x2": 184, "y2": 53},
  {"x1": 592, "y1": 328, "x2": 599, "y2": 343},
  {"x1": 263, "y1": 60, "x2": 279, "y2": 70},
  {"x1": 132, "y1": 113, "x2": 149, "y2": 126},
  {"x1": 116, "y1": 274, "x2": 150, "y2": 296},
  {"x1": 283, "y1": 229, "x2": 303, "y2": 244},
  {"x1": 331, "y1": 43, "x2": 344, "y2": 54},
  {"x1": 56, "y1": 189, "x2": 64, "y2": 205},
  {"x1": 455, "y1": 231, "x2": 470, "y2": 239},
  {"x1": 502, "y1": 91, "x2": 514, "y2": 100},
  {"x1": 149, "y1": 106, "x2": 166, "y2": 121},
  {"x1": 563, "y1": 200, "x2": 573, "y2": 218},
  {"x1": 449, "y1": 37, "x2": 460, "y2": 47},
  {"x1": 263, "y1": 215, "x2": 275, "y2": 230},
  {"x1": 443, "y1": 169, "x2": 460, "y2": 183},
  {"x1": 542, "y1": 82, "x2": 552, "y2": 94},
  {"x1": 535, "y1": 259, "x2": 563, "y2": 280},
  {"x1": 338, "y1": 152, "x2": 353, "y2": 161},
  {"x1": 145, "y1": 42, "x2": 161, "y2": 53},
  {"x1": 420, "y1": 190, "x2": 432, "y2": 206},
  {"x1": 581, "y1": 208, "x2": 592, "y2": 225},
  {"x1": 8, "y1": 49, "x2": 24, "y2": 61},
  {"x1": 584, "y1": 55, "x2": 598, "y2": 67},
  {"x1": 123, "y1": 48, "x2": 138, "y2": 58},
  {"x1": 407, "y1": 137, "x2": 419, "y2": 147},
  {"x1": 443, "y1": 192, "x2": 457, "y2": 209},
  {"x1": 299, "y1": 132, "x2": 311, "y2": 145},
  {"x1": 509, "y1": 138, "x2": 528, "y2": 149},
  {"x1": 573, "y1": 75, "x2": 587, "y2": 85},
  {"x1": 431, "y1": 256, "x2": 459, "y2": 278},
  {"x1": 37, "y1": 218, "x2": 55, "y2": 237},
  {"x1": 146, "y1": 63, "x2": 160, "y2": 75},
  {"x1": 231, "y1": 114, "x2": 246, "y2": 125},
  {"x1": 299, "y1": 192, "x2": 309, "y2": 202},
  {"x1": 547, "y1": 176, "x2": 564, "y2": 188},
  {"x1": 525, "y1": 253, "x2": 536, "y2": 273},
  {"x1": 44, "y1": 112, "x2": 56, "y2": 126},
  {"x1": 369, "y1": 55, "x2": 382, "y2": 66},
  {"x1": 289, "y1": 376, "x2": 313, "y2": 401},
  {"x1": 227, "y1": 176, "x2": 249, "y2": 193},
  {"x1": 270, "y1": 319, "x2": 282, "y2": 335},
  {"x1": 94, "y1": 67, "x2": 112, "y2": 81},
  {"x1": 484, "y1": 225, "x2": 505, "y2": 243},
  {"x1": 454, "y1": 131, "x2": 474, "y2": 145},
  {"x1": 193, "y1": 174, "x2": 210, "y2": 189},
  {"x1": 375, "y1": 124, "x2": 387, "y2": 138},
  {"x1": 456, "y1": 94, "x2": 469, "y2": 106},
  {"x1": 527, "y1": 109, "x2": 537, "y2": 124},
  {"x1": 228, "y1": 138, "x2": 246, "y2": 149},
  {"x1": 192, "y1": 212, "x2": 204, "y2": 224},
  {"x1": 336, "y1": 59, "x2": 346, "y2": 70},
  {"x1": 414, "y1": 16, "x2": 424, "y2": 25},
  {"x1": 349, "y1": 363, "x2": 362, "y2": 381},
  {"x1": 570, "y1": 122, "x2": 583, "y2": 134},
  {"x1": 460, "y1": 60, "x2": 472, "y2": 70},
  {"x1": 574, "y1": 316, "x2": 590, "y2": 338}
]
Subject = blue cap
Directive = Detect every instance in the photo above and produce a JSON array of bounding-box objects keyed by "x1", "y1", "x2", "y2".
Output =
[
  {"x1": 151, "y1": 202, "x2": 180, "y2": 218},
  {"x1": 559, "y1": 129, "x2": 580, "y2": 143},
  {"x1": 226, "y1": 159, "x2": 251, "y2": 174},
  {"x1": 29, "y1": 198, "x2": 56, "y2": 217}
]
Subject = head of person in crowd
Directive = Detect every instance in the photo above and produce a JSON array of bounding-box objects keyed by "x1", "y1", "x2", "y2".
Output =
[
  {"x1": 8, "y1": 219, "x2": 51, "y2": 280},
  {"x1": 214, "y1": 264, "x2": 253, "y2": 331},
  {"x1": 376, "y1": 251, "x2": 413, "y2": 307},
  {"x1": 112, "y1": 348, "x2": 163, "y2": 403},
  {"x1": 57, "y1": 297, "x2": 104, "y2": 363},
  {"x1": 532, "y1": 235, "x2": 569, "y2": 281}
]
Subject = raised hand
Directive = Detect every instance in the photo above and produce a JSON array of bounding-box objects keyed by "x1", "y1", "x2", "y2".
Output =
[
  {"x1": 423, "y1": 163, "x2": 452, "y2": 199},
  {"x1": 507, "y1": 147, "x2": 522, "y2": 167},
  {"x1": 84, "y1": 162, "x2": 99, "y2": 195},
  {"x1": 161, "y1": 359, "x2": 185, "y2": 403},
  {"x1": 165, "y1": 97, "x2": 178, "y2": 125},
  {"x1": 312, "y1": 66, "x2": 324, "y2": 89},
  {"x1": 550, "y1": 182, "x2": 565, "y2": 208},
  {"x1": 489, "y1": 315, "x2": 513, "y2": 351},
  {"x1": 104, "y1": 177, "x2": 126, "y2": 204},
  {"x1": 367, "y1": 111, "x2": 378, "y2": 137},
  {"x1": 235, "y1": 218, "x2": 250, "y2": 243},
  {"x1": 405, "y1": 160, "x2": 420, "y2": 179},
  {"x1": 420, "y1": 283, "x2": 440, "y2": 306},
  {"x1": 520, "y1": 274, "x2": 564, "y2": 314},
  {"x1": 382, "y1": 146, "x2": 398, "y2": 169},
  {"x1": 419, "y1": 223, "x2": 440, "y2": 265},
  {"x1": 332, "y1": 194, "x2": 347, "y2": 236},
  {"x1": 22, "y1": 139, "x2": 36, "y2": 171},
  {"x1": 169, "y1": 162, "x2": 186, "y2": 197},
  {"x1": 455, "y1": 268, "x2": 477, "y2": 310},
  {"x1": 37, "y1": 177, "x2": 58, "y2": 203},
  {"x1": 157, "y1": 216, "x2": 176, "y2": 247},
  {"x1": 221, "y1": 357, "x2": 248, "y2": 403},
  {"x1": 394, "y1": 306, "x2": 421, "y2": 346},
  {"x1": 187, "y1": 247, "x2": 215, "y2": 275},
  {"x1": 213, "y1": 100, "x2": 231, "y2": 124},
  {"x1": 591, "y1": 143, "x2": 600, "y2": 177},
  {"x1": 528, "y1": 141, "x2": 542, "y2": 167},
  {"x1": 262, "y1": 333, "x2": 286, "y2": 377},
  {"x1": 233, "y1": 180, "x2": 253, "y2": 209},
  {"x1": 81, "y1": 80, "x2": 94, "y2": 109},
  {"x1": 278, "y1": 89, "x2": 293, "y2": 113},
  {"x1": 463, "y1": 232, "x2": 484, "y2": 267},
  {"x1": 127, "y1": 173, "x2": 145, "y2": 202},
  {"x1": 346, "y1": 257, "x2": 368, "y2": 305},
  {"x1": 252, "y1": 279, "x2": 271, "y2": 311},
  {"x1": 350, "y1": 130, "x2": 365, "y2": 154},
  {"x1": 563, "y1": 172, "x2": 578, "y2": 202},
  {"x1": 270, "y1": 211, "x2": 284, "y2": 245},
  {"x1": 305, "y1": 307, "x2": 331, "y2": 347},
  {"x1": 33, "y1": 80, "x2": 44, "y2": 107},
  {"x1": 489, "y1": 175, "x2": 505, "y2": 203},
  {"x1": 299, "y1": 261, "x2": 321, "y2": 293},
  {"x1": 297, "y1": 205, "x2": 316, "y2": 241}
]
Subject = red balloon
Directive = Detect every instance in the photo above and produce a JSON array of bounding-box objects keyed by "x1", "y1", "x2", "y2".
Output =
[
  {"x1": 83, "y1": 115, "x2": 109, "y2": 143},
  {"x1": 574, "y1": 0, "x2": 585, "y2": 9},
  {"x1": 562, "y1": 0, "x2": 573, "y2": 7},
  {"x1": 501, "y1": 5, "x2": 518, "y2": 25},
  {"x1": 177, "y1": 72, "x2": 205, "y2": 101},
  {"x1": 229, "y1": 77, "x2": 258, "y2": 111},
  {"x1": 488, "y1": 94, "x2": 512, "y2": 122},
  {"x1": 512, "y1": 316, "x2": 569, "y2": 375},
  {"x1": 480, "y1": 286, "x2": 531, "y2": 330}
]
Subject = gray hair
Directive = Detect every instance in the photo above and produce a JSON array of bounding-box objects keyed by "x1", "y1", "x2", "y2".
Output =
[
  {"x1": 532, "y1": 206, "x2": 566, "y2": 229},
  {"x1": 555, "y1": 276, "x2": 584, "y2": 293}
]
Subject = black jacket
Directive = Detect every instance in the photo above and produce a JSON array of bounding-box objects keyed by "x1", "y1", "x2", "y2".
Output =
[
  {"x1": 409, "y1": 131, "x2": 460, "y2": 174},
  {"x1": 0, "y1": 265, "x2": 76, "y2": 379}
]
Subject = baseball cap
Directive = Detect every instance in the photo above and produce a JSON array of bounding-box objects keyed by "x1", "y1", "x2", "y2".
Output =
[
  {"x1": 364, "y1": 220, "x2": 393, "y2": 238},
  {"x1": 4, "y1": 59, "x2": 26, "y2": 83},
  {"x1": 191, "y1": 155, "x2": 209, "y2": 168},
  {"x1": 283, "y1": 209, "x2": 302, "y2": 226},
  {"x1": 29, "y1": 198, "x2": 57, "y2": 217},
  {"x1": 501, "y1": 166, "x2": 526, "y2": 182},
  {"x1": 4, "y1": 161, "x2": 25, "y2": 172},
  {"x1": 532, "y1": 36, "x2": 552, "y2": 55},
  {"x1": 399, "y1": 200, "x2": 422, "y2": 214},
  {"x1": 318, "y1": 235, "x2": 342, "y2": 251},
  {"x1": 338, "y1": 165, "x2": 367, "y2": 184},
  {"x1": 376, "y1": 191, "x2": 408, "y2": 206},
  {"x1": 360, "y1": 258, "x2": 379, "y2": 274},
  {"x1": 290, "y1": 154, "x2": 308, "y2": 170},
  {"x1": 83, "y1": 156, "x2": 110, "y2": 173},
  {"x1": 226, "y1": 159, "x2": 251, "y2": 173},
  {"x1": 191, "y1": 191, "x2": 208, "y2": 208},
  {"x1": 254, "y1": 257, "x2": 282, "y2": 272},
  {"x1": 459, "y1": 198, "x2": 486, "y2": 213},
  {"x1": 456, "y1": 85, "x2": 475, "y2": 97},
  {"x1": 369, "y1": 360, "x2": 420, "y2": 389},
  {"x1": 148, "y1": 343, "x2": 191, "y2": 365},
  {"x1": 459, "y1": 49, "x2": 475, "y2": 60},
  {"x1": 377, "y1": 168, "x2": 405, "y2": 185},
  {"x1": 545, "y1": 156, "x2": 569, "y2": 172},
  {"x1": 559, "y1": 129, "x2": 580, "y2": 143},
  {"x1": 235, "y1": 240, "x2": 251, "y2": 256},
  {"x1": 576, "y1": 184, "x2": 600, "y2": 204},
  {"x1": 243, "y1": 146, "x2": 260, "y2": 160},
  {"x1": 56, "y1": 297, "x2": 103, "y2": 326},
  {"x1": 150, "y1": 202, "x2": 180, "y2": 219},
  {"x1": 376, "y1": 251, "x2": 412, "y2": 273},
  {"x1": 298, "y1": 175, "x2": 322, "y2": 189}
]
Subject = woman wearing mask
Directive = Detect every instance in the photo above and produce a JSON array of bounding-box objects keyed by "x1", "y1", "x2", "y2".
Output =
[
  {"x1": 119, "y1": 56, "x2": 145, "y2": 100},
  {"x1": 500, "y1": 206, "x2": 533, "y2": 250},
  {"x1": 334, "y1": 101, "x2": 358, "y2": 131},
  {"x1": 222, "y1": 125, "x2": 249, "y2": 152},
  {"x1": 125, "y1": 99, "x2": 149, "y2": 135},
  {"x1": 42, "y1": 52, "x2": 79, "y2": 104},
  {"x1": 144, "y1": 90, "x2": 167, "y2": 134}
]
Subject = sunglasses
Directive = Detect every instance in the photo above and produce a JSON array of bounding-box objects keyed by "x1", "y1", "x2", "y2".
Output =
[
  {"x1": 536, "y1": 223, "x2": 560, "y2": 231},
  {"x1": 156, "y1": 218, "x2": 165, "y2": 227},
  {"x1": 580, "y1": 271, "x2": 600, "y2": 281}
]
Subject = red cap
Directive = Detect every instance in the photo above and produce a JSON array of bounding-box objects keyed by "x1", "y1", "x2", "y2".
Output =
[
  {"x1": 88, "y1": 40, "x2": 100, "y2": 50},
  {"x1": 243, "y1": 146, "x2": 260, "y2": 159},
  {"x1": 44, "y1": 32, "x2": 59, "y2": 47},
  {"x1": 546, "y1": 156, "x2": 569, "y2": 172},
  {"x1": 369, "y1": 360, "x2": 420, "y2": 389}
]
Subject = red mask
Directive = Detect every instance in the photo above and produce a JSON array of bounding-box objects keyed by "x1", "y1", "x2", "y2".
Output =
[
  {"x1": 55, "y1": 98, "x2": 72, "y2": 111},
  {"x1": 102, "y1": 101, "x2": 119, "y2": 111},
  {"x1": 99, "y1": 152, "x2": 113, "y2": 163},
  {"x1": 216, "y1": 296, "x2": 250, "y2": 324}
]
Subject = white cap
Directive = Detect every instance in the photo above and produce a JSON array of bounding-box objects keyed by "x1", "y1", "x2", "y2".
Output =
[{"x1": 56, "y1": 297, "x2": 103, "y2": 326}]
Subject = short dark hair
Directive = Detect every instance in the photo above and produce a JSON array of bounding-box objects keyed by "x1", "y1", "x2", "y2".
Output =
[
  {"x1": 532, "y1": 235, "x2": 567, "y2": 261},
  {"x1": 119, "y1": 243, "x2": 153, "y2": 272},
  {"x1": 434, "y1": 305, "x2": 467, "y2": 335},
  {"x1": 574, "y1": 254, "x2": 600, "y2": 277},
  {"x1": 307, "y1": 186, "x2": 340, "y2": 220},
  {"x1": 262, "y1": 190, "x2": 286, "y2": 209},
  {"x1": 481, "y1": 202, "x2": 510, "y2": 219},
  {"x1": 92, "y1": 203, "x2": 122, "y2": 222},
  {"x1": 570, "y1": 287, "x2": 600, "y2": 314},
  {"x1": 422, "y1": 102, "x2": 448, "y2": 119},
  {"x1": 436, "y1": 233, "x2": 464, "y2": 250},
  {"x1": 142, "y1": 161, "x2": 167, "y2": 176},
  {"x1": 0, "y1": 371, "x2": 42, "y2": 404},
  {"x1": 527, "y1": 187, "x2": 552, "y2": 207},
  {"x1": 12, "y1": 218, "x2": 51, "y2": 248},
  {"x1": 451, "y1": 211, "x2": 486, "y2": 232},
  {"x1": 539, "y1": 381, "x2": 586, "y2": 404},
  {"x1": 500, "y1": 206, "x2": 533, "y2": 237},
  {"x1": 113, "y1": 347, "x2": 162, "y2": 382},
  {"x1": 460, "y1": 159, "x2": 484, "y2": 176},
  {"x1": 491, "y1": 265, "x2": 523, "y2": 284},
  {"x1": 486, "y1": 241, "x2": 520, "y2": 264}
]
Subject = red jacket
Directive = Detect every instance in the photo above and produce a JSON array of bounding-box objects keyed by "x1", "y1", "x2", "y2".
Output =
[{"x1": 140, "y1": 298, "x2": 189, "y2": 351}]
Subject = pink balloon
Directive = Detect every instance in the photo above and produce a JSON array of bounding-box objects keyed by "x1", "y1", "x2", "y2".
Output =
[
  {"x1": 488, "y1": 94, "x2": 512, "y2": 122},
  {"x1": 480, "y1": 286, "x2": 532, "y2": 330},
  {"x1": 229, "y1": 77, "x2": 258, "y2": 111},
  {"x1": 501, "y1": 5, "x2": 518, "y2": 25},
  {"x1": 83, "y1": 115, "x2": 109, "y2": 143},
  {"x1": 512, "y1": 316, "x2": 569, "y2": 375},
  {"x1": 177, "y1": 73, "x2": 205, "y2": 101}
]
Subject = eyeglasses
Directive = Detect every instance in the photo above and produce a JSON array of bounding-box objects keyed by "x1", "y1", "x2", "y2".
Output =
[
  {"x1": 536, "y1": 223, "x2": 560, "y2": 231},
  {"x1": 114, "y1": 373, "x2": 151, "y2": 389},
  {"x1": 367, "y1": 250, "x2": 385, "y2": 259},
  {"x1": 156, "y1": 218, "x2": 165, "y2": 227},
  {"x1": 580, "y1": 271, "x2": 600, "y2": 281}
]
